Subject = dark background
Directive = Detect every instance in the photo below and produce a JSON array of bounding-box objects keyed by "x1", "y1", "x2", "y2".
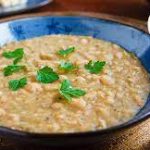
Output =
[{"x1": 34, "y1": 0, "x2": 150, "y2": 21}]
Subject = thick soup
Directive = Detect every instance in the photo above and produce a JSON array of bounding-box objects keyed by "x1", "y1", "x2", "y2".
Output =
[{"x1": 0, "y1": 35, "x2": 149, "y2": 133}]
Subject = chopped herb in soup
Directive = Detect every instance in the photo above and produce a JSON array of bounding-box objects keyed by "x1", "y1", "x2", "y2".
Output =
[{"x1": 0, "y1": 35, "x2": 149, "y2": 133}]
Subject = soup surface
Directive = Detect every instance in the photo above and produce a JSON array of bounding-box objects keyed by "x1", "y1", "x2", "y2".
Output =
[{"x1": 0, "y1": 35, "x2": 149, "y2": 133}]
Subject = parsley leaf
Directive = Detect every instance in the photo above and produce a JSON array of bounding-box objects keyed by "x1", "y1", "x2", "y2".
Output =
[
  {"x1": 85, "y1": 60, "x2": 106, "y2": 74},
  {"x1": 4, "y1": 65, "x2": 24, "y2": 76},
  {"x1": 9, "y1": 77, "x2": 27, "y2": 91},
  {"x1": 59, "y1": 80, "x2": 86, "y2": 102},
  {"x1": 37, "y1": 66, "x2": 59, "y2": 84},
  {"x1": 3, "y1": 48, "x2": 24, "y2": 64},
  {"x1": 59, "y1": 61, "x2": 76, "y2": 71},
  {"x1": 57, "y1": 47, "x2": 75, "y2": 57}
]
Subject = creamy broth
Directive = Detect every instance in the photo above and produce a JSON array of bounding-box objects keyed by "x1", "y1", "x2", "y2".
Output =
[{"x1": 0, "y1": 35, "x2": 149, "y2": 133}]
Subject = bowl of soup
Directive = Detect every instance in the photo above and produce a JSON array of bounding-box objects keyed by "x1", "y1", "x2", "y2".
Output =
[{"x1": 0, "y1": 13, "x2": 149, "y2": 147}]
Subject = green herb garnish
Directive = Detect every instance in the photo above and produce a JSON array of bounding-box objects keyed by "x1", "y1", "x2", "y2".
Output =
[
  {"x1": 4, "y1": 65, "x2": 24, "y2": 76},
  {"x1": 85, "y1": 60, "x2": 106, "y2": 74},
  {"x1": 59, "y1": 80, "x2": 86, "y2": 102},
  {"x1": 36, "y1": 66, "x2": 59, "y2": 84},
  {"x1": 9, "y1": 77, "x2": 27, "y2": 91},
  {"x1": 57, "y1": 47, "x2": 75, "y2": 57},
  {"x1": 3, "y1": 48, "x2": 24, "y2": 64},
  {"x1": 59, "y1": 61, "x2": 76, "y2": 71}
]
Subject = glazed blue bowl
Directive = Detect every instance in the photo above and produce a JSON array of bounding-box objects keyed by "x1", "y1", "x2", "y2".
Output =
[
  {"x1": 0, "y1": 15, "x2": 149, "y2": 147},
  {"x1": 0, "y1": 0, "x2": 52, "y2": 16}
]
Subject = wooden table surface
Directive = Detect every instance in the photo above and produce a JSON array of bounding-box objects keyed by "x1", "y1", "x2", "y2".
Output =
[{"x1": 31, "y1": 0, "x2": 150, "y2": 21}]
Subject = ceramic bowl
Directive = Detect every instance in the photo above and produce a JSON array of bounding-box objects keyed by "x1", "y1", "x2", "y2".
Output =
[{"x1": 0, "y1": 14, "x2": 149, "y2": 147}]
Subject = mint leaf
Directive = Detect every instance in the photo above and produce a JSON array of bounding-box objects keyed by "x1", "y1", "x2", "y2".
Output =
[
  {"x1": 57, "y1": 47, "x2": 75, "y2": 57},
  {"x1": 59, "y1": 61, "x2": 76, "y2": 71},
  {"x1": 59, "y1": 80, "x2": 86, "y2": 102},
  {"x1": 4, "y1": 65, "x2": 24, "y2": 76},
  {"x1": 37, "y1": 66, "x2": 59, "y2": 84},
  {"x1": 3, "y1": 48, "x2": 24, "y2": 64},
  {"x1": 9, "y1": 77, "x2": 27, "y2": 91},
  {"x1": 85, "y1": 60, "x2": 106, "y2": 74}
]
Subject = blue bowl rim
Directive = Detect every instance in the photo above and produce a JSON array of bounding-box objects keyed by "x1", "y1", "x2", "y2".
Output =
[{"x1": 0, "y1": 13, "x2": 149, "y2": 139}]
